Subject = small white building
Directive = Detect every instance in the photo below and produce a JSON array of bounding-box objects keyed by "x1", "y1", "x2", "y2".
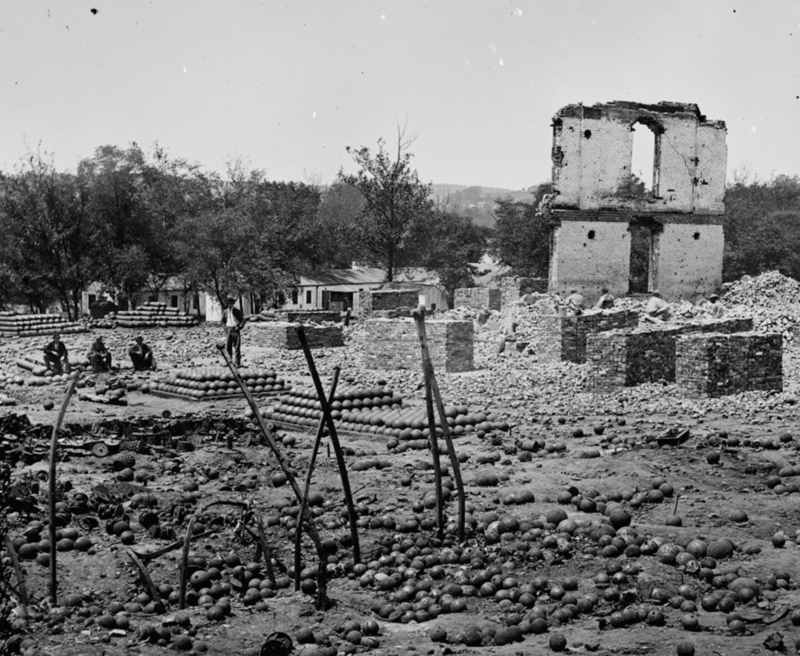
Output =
[{"x1": 283, "y1": 266, "x2": 446, "y2": 314}]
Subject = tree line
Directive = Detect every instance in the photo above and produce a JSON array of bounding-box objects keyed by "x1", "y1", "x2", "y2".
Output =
[
  {"x1": 0, "y1": 135, "x2": 490, "y2": 319},
  {"x1": 1, "y1": 134, "x2": 796, "y2": 321}
]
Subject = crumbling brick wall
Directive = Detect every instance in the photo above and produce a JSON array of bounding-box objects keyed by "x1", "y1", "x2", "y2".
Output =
[
  {"x1": 545, "y1": 100, "x2": 727, "y2": 302},
  {"x1": 587, "y1": 318, "x2": 755, "y2": 390},
  {"x1": 675, "y1": 332, "x2": 782, "y2": 397},
  {"x1": 454, "y1": 288, "x2": 501, "y2": 312},
  {"x1": 276, "y1": 311, "x2": 341, "y2": 323},
  {"x1": 532, "y1": 309, "x2": 640, "y2": 363},
  {"x1": 250, "y1": 323, "x2": 344, "y2": 350},
  {"x1": 364, "y1": 319, "x2": 474, "y2": 373},
  {"x1": 360, "y1": 289, "x2": 421, "y2": 316},
  {"x1": 499, "y1": 277, "x2": 548, "y2": 308}
]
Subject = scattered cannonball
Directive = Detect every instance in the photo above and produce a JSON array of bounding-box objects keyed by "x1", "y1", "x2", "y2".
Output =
[
  {"x1": 730, "y1": 509, "x2": 748, "y2": 523},
  {"x1": 119, "y1": 531, "x2": 135, "y2": 545},
  {"x1": 42, "y1": 401, "x2": 55, "y2": 411},
  {"x1": 676, "y1": 641, "x2": 695, "y2": 656},
  {"x1": 772, "y1": 532, "x2": 786, "y2": 548},
  {"x1": 549, "y1": 633, "x2": 567, "y2": 652},
  {"x1": 172, "y1": 634, "x2": 193, "y2": 651},
  {"x1": 706, "y1": 451, "x2": 721, "y2": 465}
]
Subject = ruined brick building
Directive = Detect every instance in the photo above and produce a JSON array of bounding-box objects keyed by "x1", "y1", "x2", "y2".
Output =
[{"x1": 539, "y1": 101, "x2": 727, "y2": 303}]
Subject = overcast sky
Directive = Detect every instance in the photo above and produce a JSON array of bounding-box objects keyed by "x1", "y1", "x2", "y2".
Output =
[{"x1": 1, "y1": 1, "x2": 798, "y2": 189}]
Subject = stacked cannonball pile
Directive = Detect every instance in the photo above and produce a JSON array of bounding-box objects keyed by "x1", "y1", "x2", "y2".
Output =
[
  {"x1": 114, "y1": 302, "x2": 199, "y2": 329},
  {"x1": 16, "y1": 355, "x2": 90, "y2": 378},
  {"x1": 147, "y1": 367, "x2": 290, "y2": 401},
  {"x1": 263, "y1": 386, "x2": 502, "y2": 440},
  {"x1": 0, "y1": 311, "x2": 87, "y2": 337}
]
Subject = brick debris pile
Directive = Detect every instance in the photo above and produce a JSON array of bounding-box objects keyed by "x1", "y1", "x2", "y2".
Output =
[
  {"x1": 364, "y1": 319, "x2": 474, "y2": 373},
  {"x1": 0, "y1": 312, "x2": 87, "y2": 338},
  {"x1": 249, "y1": 322, "x2": 344, "y2": 349},
  {"x1": 94, "y1": 301, "x2": 199, "y2": 329},
  {"x1": 721, "y1": 270, "x2": 800, "y2": 340}
]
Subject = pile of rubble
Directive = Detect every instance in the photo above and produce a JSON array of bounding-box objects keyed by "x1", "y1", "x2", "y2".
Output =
[{"x1": 722, "y1": 271, "x2": 800, "y2": 340}]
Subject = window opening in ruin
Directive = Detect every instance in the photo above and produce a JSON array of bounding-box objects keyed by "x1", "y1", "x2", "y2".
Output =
[
  {"x1": 587, "y1": 230, "x2": 595, "y2": 239},
  {"x1": 584, "y1": 130, "x2": 592, "y2": 139},
  {"x1": 628, "y1": 223, "x2": 654, "y2": 294},
  {"x1": 305, "y1": 290, "x2": 312, "y2": 305},
  {"x1": 629, "y1": 120, "x2": 661, "y2": 198},
  {"x1": 693, "y1": 232, "x2": 700, "y2": 240}
]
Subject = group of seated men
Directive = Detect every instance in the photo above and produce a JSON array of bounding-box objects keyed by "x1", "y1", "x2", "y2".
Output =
[
  {"x1": 562, "y1": 288, "x2": 724, "y2": 322},
  {"x1": 42, "y1": 334, "x2": 155, "y2": 374}
]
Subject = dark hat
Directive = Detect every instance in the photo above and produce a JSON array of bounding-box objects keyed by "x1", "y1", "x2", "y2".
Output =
[
  {"x1": 709, "y1": 293, "x2": 719, "y2": 301},
  {"x1": 135, "y1": 335, "x2": 144, "y2": 342},
  {"x1": 226, "y1": 296, "x2": 236, "y2": 304}
]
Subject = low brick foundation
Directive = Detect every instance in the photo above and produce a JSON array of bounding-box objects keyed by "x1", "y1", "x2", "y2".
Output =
[
  {"x1": 364, "y1": 319, "x2": 474, "y2": 372},
  {"x1": 675, "y1": 332, "x2": 782, "y2": 397},
  {"x1": 249, "y1": 322, "x2": 344, "y2": 349},
  {"x1": 587, "y1": 317, "x2": 756, "y2": 390},
  {"x1": 276, "y1": 311, "x2": 341, "y2": 323},
  {"x1": 532, "y1": 310, "x2": 640, "y2": 363},
  {"x1": 454, "y1": 287, "x2": 501, "y2": 312}
]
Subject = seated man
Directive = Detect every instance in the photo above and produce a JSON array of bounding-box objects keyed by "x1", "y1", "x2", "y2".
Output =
[
  {"x1": 43, "y1": 333, "x2": 70, "y2": 374},
  {"x1": 566, "y1": 289, "x2": 585, "y2": 315},
  {"x1": 128, "y1": 335, "x2": 155, "y2": 371},
  {"x1": 706, "y1": 293, "x2": 725, "y2": 319},
  {"x1": 595, "y1": 287, "x2": 616, "y2": 310},
  {"x1": 87, "y1": 336, "x2": 112, "y2": 373},
  {"x1": 644, "y1": 290, "x2": 670, "y2": 322}
]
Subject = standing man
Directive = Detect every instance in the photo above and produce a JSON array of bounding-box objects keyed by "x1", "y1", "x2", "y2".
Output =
[
  {"x1": 222, "y1": 296, "x2": 245, "y2": 367},
  {"x1": 87, "y1": 336, "x2": 112, "y2": 373},
  {"x1": 43, "y1": 333, "x2": 70, "y2": 374},
  {"x1": 129, "y1": 336, "x2": 156, "y2": 371}
]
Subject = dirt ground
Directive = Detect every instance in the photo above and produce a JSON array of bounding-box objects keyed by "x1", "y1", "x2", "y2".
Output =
[{"x1": 2, "y1": 323, "x2": 799, "y2": 656}]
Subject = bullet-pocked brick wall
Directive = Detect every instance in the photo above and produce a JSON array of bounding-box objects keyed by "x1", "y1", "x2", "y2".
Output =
[
  {"x1": 454, "y1": 288, "x2": 501, "y2": 312},
  {"x1": 675, "y1": 332, "x2": 783, "y2": 397},
  {"x1": 499, "y1": 277, "x2": 548, "y2": 308},
  {"x1": 250, "y1": 322, "x2": 344, "y2": 350},
  {"x1": 551, "y1": 102, "x2": 727, "y2": 214},
  {"x1": 276, "y1": 311, "x2": 341, "y2": 323},
  {"x1": 532, "y1": 309, "x2": 640, "y2": 364},
  {"x1": 359, "y1": 289, "x2": 421, "y2": 316},
  {"x1": 364, "y1": 319, "x2": 474, "y2": 373},
  {"x1": 587, "y1": 318, "x2": 755, "y2": 390}
]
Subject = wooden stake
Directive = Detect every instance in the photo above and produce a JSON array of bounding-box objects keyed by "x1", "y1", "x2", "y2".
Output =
[
  {"x1": 125, "y1": 549, "x2": 161, "y2": 606},
  {"x1": 178, "y1": 514, "x2": 196, "y2": 610},
  {"x1": 412, "y1": 309, "x2": 466, "y2": 541},
  {"x1": 294, "y1": 326, "x2": 361, "y2": 564},
  {"x1": 216, "y1": 343, "x2": 330, "y2": 608},
  {"x1": 412, "y1": 309, "x2": 445, "y2": 541},
  {"x1": 4, "y1": 535, "x2": 28, "y2": 607},
  {"x1": 48, "y1": 369, "x2": 81, "y2": 605},
  {"x1": 295, "y1": 367, "x2": 340, "y2": 590}
]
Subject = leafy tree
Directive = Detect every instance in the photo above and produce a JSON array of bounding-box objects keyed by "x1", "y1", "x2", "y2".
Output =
[
  {"x1": 491, "y1": 183, "x2": 553, "y2": 277},
  {"x1": 723, "y1": 174, "x2": 800, "y2": 280},
  {"x1": 0, "y1": 151, "x2": 99, "y2": 319},
  {"x1": 421, "y1": 212, "x2": 491, "y2": 308},
  {"x1": 339, "y1": 127, "x2": 434, "y2": 281},
  {"x1": 316, "y1": 181, "x2": 366, "y2": 268}
]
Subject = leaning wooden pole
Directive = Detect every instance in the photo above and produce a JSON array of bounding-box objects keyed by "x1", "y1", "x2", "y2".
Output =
[
  {"x1": 215, "y1": 343, "x2": 329, "y2": 609},
  {"x1": 294, "y1": 326, "x2": 361, "y2": 564},
  {"x1": 295, "y1": 366, "x2": 340, "y2": 590},
  {"x1": 412, "y1": 310, "x2": 467, "y2": 542},
  {"x1": 412, "y1": 309, "x2": 445, "y2": 540},
  {"x1": 48, "y1": 369, "x2": 82, "y2": 605}
]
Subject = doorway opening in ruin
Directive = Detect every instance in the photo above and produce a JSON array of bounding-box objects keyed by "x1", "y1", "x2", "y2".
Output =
[
  {"x1": 628, "y1": 219, "x2": 660, "y2": 294},
  {"x1": 630, "y1": 119, "x2": 662, "y2": 198}
]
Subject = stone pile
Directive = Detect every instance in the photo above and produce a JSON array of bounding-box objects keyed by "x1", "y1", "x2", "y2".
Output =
[
  {"x1": 722, "y1": 270, "x2": 800, "y2": 340},
  {"x1": 676, "y1": 331, "x2": 783, "y2": 397},
  {"x1": 249, "y1": 322, "x2": 344, "y2": 349},
  {"x1": 364, "y1": 319, "x2": 474, "y2": 373},
  {"x1": 147, "y1": 366, "x2": 290, "y2": 401},
  {"x1": 0, "y1": 312, "x2": 86, "y2": 338}
]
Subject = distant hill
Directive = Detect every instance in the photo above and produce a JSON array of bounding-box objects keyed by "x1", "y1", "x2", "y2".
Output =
[{"x1": 431, "y1": 184, "x2": 537, "y2": 227}]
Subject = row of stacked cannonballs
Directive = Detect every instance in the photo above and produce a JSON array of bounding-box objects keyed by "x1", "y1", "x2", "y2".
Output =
[
  {"x1": 111, "y1": 302, "x2": 199, "y2": 329},
  {"x1": 146, "y1": 367, "x2": 290, "y2": 400},
  {"x1": 16, "y1": 356, "x2": 91, "y2": 378},
  {"x1": 0, "y1": 312, "x2": 86, "y2": 338},
  {"x1": 263, "y1": 386, "x2": 502, "y2": 437}
]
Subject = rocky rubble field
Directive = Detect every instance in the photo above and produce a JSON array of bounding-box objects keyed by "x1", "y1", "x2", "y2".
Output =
[{"x1": 1, "y1": 284, "x2": 800, "y2": 656}]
